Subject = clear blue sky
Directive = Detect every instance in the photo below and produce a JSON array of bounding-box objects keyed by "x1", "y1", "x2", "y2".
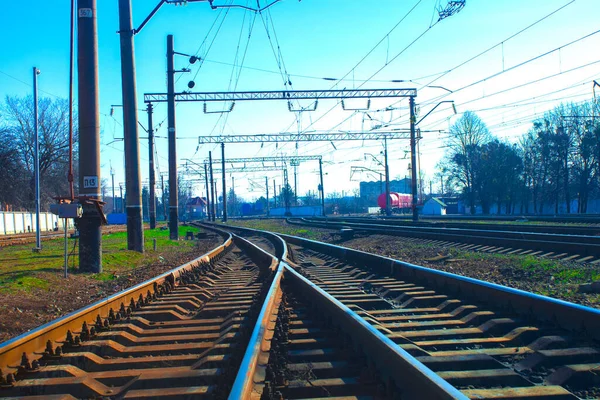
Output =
[{"x1": 1, "y1": 0, "x2": 599, "y2": 201}]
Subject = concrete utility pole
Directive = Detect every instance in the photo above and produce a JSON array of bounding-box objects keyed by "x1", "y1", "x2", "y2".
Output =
[
  {"x1": 214, "y1": 181, "x2": 218, "y2": 218},
  {"x1": 231, "y1": 176, "x2": 235, "y2": 217},
  {"x1": 160, "y1": 175, "x2": 166, "y2": 220},
  {"x1": 167, "y1": 35, "x2": 179, "y2": 239},
  {"x1": 409, "y1": 96, "x2": 418, "y2": 222},
  {"x1": 294, "y1": 165, "x2": 298, "y2": 205},
  {"x1": 118, "y1": 0, "x2": 144, "y2": 252},
  {"x1": 319, "y1": 159, "x2": 325, "y2": 216},
  {"x1": 266, "y1": 176, "x2": 270, "y2": 216},
  {"x1": 204, "y1": 162, "x2": 210, "y2": 220},
  {"x1": 221, "y1": 142, "x2": 227, "y2": 222},
  {"x1": 273, "y1": 180, "x2": 277, "y2": 208},
  {"x1": 78, "y1": 0, "x2": 102, "y2": 273},
  {"x1": 33, "y1": 67, "x2": 41, "y2": 251},
  {"x1": 111, "y1": 166, "x2": 115, "y2": 212},
  {"x1": 147, "y1": 103, "x2": 156, "y2": 229},
  {"x1": 384, "y1": 137, "x2": 391, "y2": 216},
  {"x1": 209, "y1": 151, "x2": 215, "y2": 221},
  {"x1": 119, "y1": 184, "x2": 124, "y2": 213}
]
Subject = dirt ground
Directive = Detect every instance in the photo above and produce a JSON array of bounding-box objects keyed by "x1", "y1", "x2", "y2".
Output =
[
  {"x1": 0, "y1": 235, "x2": 220, "y2": 342},
  {"x1": 228, "y1": 219, "x2": 600, "y2": 308}
]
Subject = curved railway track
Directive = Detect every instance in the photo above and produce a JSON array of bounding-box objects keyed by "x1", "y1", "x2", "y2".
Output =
[
  {"x1": 224, "y1": 223, "x2": 600, "y2": 399},
  {"x1": 416, "y1": 214, "x2": 600, "y2": 225},
  {"x1": 307, "y1": 216, "x2": 600, "y2": 236},
  {"x1": 289, "y1": 217, "x2": 600, "y2": 263},
  {"x1": 3, "y1": 222, "x2": 600, "y2": 399}
]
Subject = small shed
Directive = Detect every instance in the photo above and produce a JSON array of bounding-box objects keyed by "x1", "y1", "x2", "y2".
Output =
[{"x1": 422, "y1": 197, "x2": 447, "y2": 215}]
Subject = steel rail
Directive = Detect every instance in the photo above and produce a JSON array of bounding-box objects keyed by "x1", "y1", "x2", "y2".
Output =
[
  {"x1": 0, "y1": 228, "x2": 232, "y2": 373},
  {"x1": 219, "y1": 223, "x2": 600, "y2": 398},
  {"x1": 298, "y1": 217, "x2": 600, "y2": 245},
  {"x1": 314, "y1": 216, "x2": 600, "y2": 236},
  {"x1": 277, "y1": 232, "x2": 600, "y2": 340},
  {"x1": 417, "y1": 214, "x2": 600, "y2": 224},
  {"x1": 291, "y1": 217, "x2": 600, "y2": 259},
  {"x1": 281, "y1": 263, "x2": 467, "y2": 399},
  {"x1": 216, "y1": 223, "x2": 465, "y2": 399},
  {"x1": 228, "y1": 264, "x2": 465, "y2": 399},
  {"x1": 0, "y1": 225, "x2": 291, "y2": 398}
]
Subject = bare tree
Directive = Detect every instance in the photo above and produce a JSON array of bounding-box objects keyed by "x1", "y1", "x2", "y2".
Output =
[
  {"x1": 0, "y1": 121, "x2": 25, "y2": 209},
  {"x1": 2, "y1": 95, "x2": 75, "y2": 210},
  {"x1": 445, "y1": 111, "x2": 492, "y2": 213}
]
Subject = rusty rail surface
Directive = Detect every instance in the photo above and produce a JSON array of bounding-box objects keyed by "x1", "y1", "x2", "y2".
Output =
[
  {"x1": 0, "y1": 228, "x2": 232, "y2": 373},
  {"x1": 0, "y1": 226, "x2": 284, "y2": 398},
  {"x1": 306, "y1": 215, "x2": 600, "y2": 236},
  {"x1": 218, "y1": 224, "x2": 600, "y2": 399},
  {"x1": 279, "y1": 232, "x2": 600, "y2": 399},
  {"x1": 290, "y1": 217, "x2": 600, "y2": 262},
  {"x1": 6, "y1": 219, "x2": 600, "y2": 399},
  {"x1": 229, "y1": 264, "x2": 465, "y2": 399}
]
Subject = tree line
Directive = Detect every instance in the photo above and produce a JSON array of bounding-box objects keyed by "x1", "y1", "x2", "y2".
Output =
[
  {"x1": 438, "y1": 100, "x2": 600, "y2": 214},
  {"x1": 0, "y1": 95, "x2": 75, "y2": 211}
]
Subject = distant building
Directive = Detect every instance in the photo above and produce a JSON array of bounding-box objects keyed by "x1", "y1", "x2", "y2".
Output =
[
  {"x1": 438, "y1": 197, "x2": 462, "y2": 214},
  {"x1": 184, "y1": 197, "x2": 207, "y2": 220},
  {"x1": 422, "y1": 197, "x2": 447, "y2": 215},
  {"x1": 360, "y1": 178, "x2": 411, "y2": 204}
]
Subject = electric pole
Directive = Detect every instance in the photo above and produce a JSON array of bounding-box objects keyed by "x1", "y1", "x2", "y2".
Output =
[
  {"x1": 118, "y1": 0, "x2": 144, "y2": 252},
  {"x1": 209, "y1": 151, "x2": 215, "y2": 221},
  {"x1": 119, "y1": 183, "x2": 124, "y2": 213},
  {"x1": 147, "y1": 103, "x2": 156, "y2": 229},
  {"x1": 273, "y1": 180, "x2": 277, "y2": 208},
  {"x1": 221, "y1": 142, "x2": 227, "y2": 222},
  {"x1": 294, "y1": 165, "x2": 298, "y2": 205},
  {"x1": 214, "y1": 181, "x2": 218, "y2": 218},
  {"x1": 319, "y1": 159, "x2": 325, "y2": 216},
  {"x1": 78, "y1": 0, "x2": 102, "y2": 272},
  {"x1": 384, "y1": 136, "x2": 391, "y2": 216},
  {"x1": 33, "y1": 67, "x2": 41, "y2": 251},
  {"x1": 283, "y1": 168, "x2": 291, "y2": 215},
  {"x1": 160, "y1": 175, "x2": 166, "y2": 220},
  {"x1": 167, "y1": 35, "x2": 179, "y2": 239},
  {"x1": 204, "y1": 162, "x2": 210, "y2": 220},
  {"x1": 231, "y1": 176, "x2": 235, "y2": 217},
  {"x1": 266, "y1": 176, "x2": 270, "y2": 216},
  {"x1": 409, "y1": 96, "x2": 418, "y2": 222},
  {"x1": 111, "y1": 166, "x2": 115, "y2": 212}
]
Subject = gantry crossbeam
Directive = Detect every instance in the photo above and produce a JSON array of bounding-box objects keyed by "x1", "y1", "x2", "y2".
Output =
[
  {"x1": 197, "y1": 130, "x2": 413, "y2": 144},
  {"x1": 144, "y1": 88, "x2": 416, "y2": 103}
]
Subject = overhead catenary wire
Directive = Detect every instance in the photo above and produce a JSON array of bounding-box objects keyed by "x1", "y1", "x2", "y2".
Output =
[
  {"x1": 290, "y1": 0, "x2": 580, "y2": 162},
  {"x1": 418, "y1": 0, "x2": 577, "y2": 96}
]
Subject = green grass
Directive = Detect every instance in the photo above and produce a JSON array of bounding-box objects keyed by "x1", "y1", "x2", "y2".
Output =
[{"x1": 0, "y1": 225, "x2": 202, "y2": 293}]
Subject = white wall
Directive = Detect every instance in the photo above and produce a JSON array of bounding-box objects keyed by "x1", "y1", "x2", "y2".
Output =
[
  {"x1": 0, "y1": 212, "x2": 74, "y2": 235},
  {"x1": 422, "y1": 200, "x2": 446, "y2": 215}
]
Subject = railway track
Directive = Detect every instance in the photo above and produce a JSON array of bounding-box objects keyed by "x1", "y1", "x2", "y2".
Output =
[
  {"x1": 0, "y1": 228, "x2": 279, "y2": 399},
  {"x1": 289, "y1": 217, "x2": 600, "y2": 263},
  {"x1": 309, "y1": 216, "x2": 600, "y2": 236},
  {"x1": 417, "y1": 214, "x2": 600, "y2": 225},
  {"x1": 223, "y1": 223, "x2": 600, "y2": 399},
  {"x1": 3, "y1": 222, "x2": 600, "y2": 399}
]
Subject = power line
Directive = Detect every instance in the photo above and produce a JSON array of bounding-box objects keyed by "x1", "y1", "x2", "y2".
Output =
[
  {"x1": 415, "y1": 60, "x2": 600, "y2": 127},
  {"x1": 420, "y1": 0, "x2": 576, "y2": 94}
]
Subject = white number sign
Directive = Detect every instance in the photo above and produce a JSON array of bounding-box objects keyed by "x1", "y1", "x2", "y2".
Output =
[
  {"x1": 79, "y1": 8, "x2": 93, "y2": 18},
  {"x1": 83, "y1": 176, "x2": 98, "y2": 189}
]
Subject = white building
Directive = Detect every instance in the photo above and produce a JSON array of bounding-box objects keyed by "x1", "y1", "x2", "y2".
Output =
[{"x1": 422, "y1": 198, "x2": 447, "y2": 215}]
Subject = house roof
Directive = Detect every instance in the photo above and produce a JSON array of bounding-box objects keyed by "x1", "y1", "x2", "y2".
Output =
[
  {"x1": 186, "y1": 197, "x2": 207, "y2": 206},
  {"x1": 427, "y1": 197, "x2": 447, "y2": 207}
]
